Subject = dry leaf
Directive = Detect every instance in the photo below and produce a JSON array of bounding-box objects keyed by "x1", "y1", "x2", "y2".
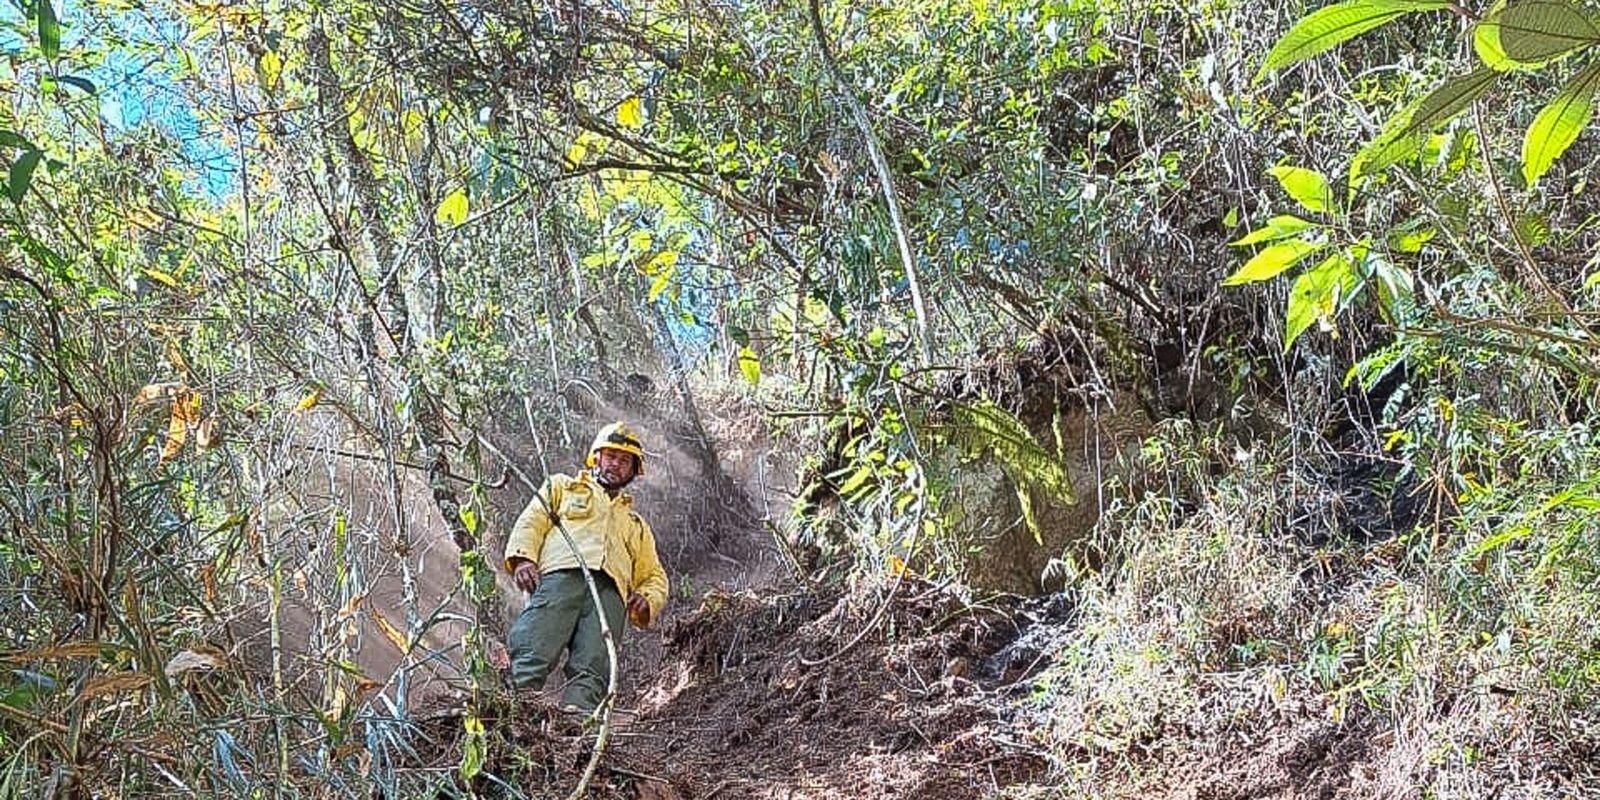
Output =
[
  {"x1": 164, "y1": 648, "x2": 226, "y2": 679},
  {"x1": 332, "y1": 740, "x2": 366, "y2": 761},
  {"x1": 82, "y1": 673, "x2": 154, "y2": 700},
  {"x1": 160, "y1": 406, "x2": 187, "y2": 462},
  {"x1": 133, "y1": 382, "x2": 186, "y2": 406},
  {"x1": 195, "y1": 415, "x2": 224, "y2": 449},
  {"x1": 1, "y1": 641, "x2": 107, "y2": 662},
  {"x1": 369, "y1": 610, "x2": 411, "y2": 654}
]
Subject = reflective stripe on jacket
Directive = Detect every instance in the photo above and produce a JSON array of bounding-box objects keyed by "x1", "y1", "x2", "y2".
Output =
[{"x1": 503, "y1": 471, "x2": 669, "y2": 627}]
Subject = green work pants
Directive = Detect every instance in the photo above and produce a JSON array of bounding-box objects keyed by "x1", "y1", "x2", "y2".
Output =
[{"x1": 507, "y1": 569, "x2": 625, "y2": 712}]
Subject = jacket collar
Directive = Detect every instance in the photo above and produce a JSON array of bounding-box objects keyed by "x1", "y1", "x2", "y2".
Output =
[{"x1": 579, "y1": 469, "x2": 633, "y2": 504}]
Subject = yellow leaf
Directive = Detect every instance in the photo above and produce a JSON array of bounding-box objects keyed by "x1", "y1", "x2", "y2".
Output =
[
  {"x1": 143, "y1": 268, "x2": 179, "y2": 289},
  {"x1": 617, "y1": 96, "x2": 644, "y2": 130},
  {"x1": 565, "y1": 140, "x2": 589, "y2": 169},
  {"x1": 370, "y1": 610, "x2": 411, "y2": 654},
  {"x1": 257, "y1": 49, "x2": 282, "y2": 91},
  {"x1": 435, "y1": 189, "x2": 469, "y2": 227},
  {"x1": 738, "y1": 346, "x2": 760, "y2": 386},
  {"x1": 295, "y1": 389, "x2": 321, "y2": 413}
]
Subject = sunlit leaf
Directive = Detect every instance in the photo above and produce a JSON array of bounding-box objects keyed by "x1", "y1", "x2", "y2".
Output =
[
  {"x1": 1477, "y1": 0, "x2": 1600, "y2": 68},
  {"x1": 1388, "y1": 227, "x2": 1435, "y2": 253},
  {"x1": 257, "y1": 49, "x2": 282, "y2": 92},
  {"x1": 1257, "y1": 0, "x2": 1449, "y2": 80},
  {"x1": 1229, "y1": 215, "x2": 1319, "y2": 246},
  {"x1": 1222, "y1": 238, "x2": 1325, "y2": 285},
  {"x1": 37, "y1": 0, "x2": 60, "y2": 60},
  {"x1": 1522, "y1": 61, "x2": 1600, "y2": 186},
  {"x1": 1267, "y1": 165, "x2": 1336, "y2": 213},
  {"x1": 294, "y1": 389, "x2": 321, "y2": 413},
  {"x1": 617, "y1": 96, "x2": 644, "y2": 130},
  {"x1": 435, "y1": 188, "x2": 469, "y2": 226},
  {"x1": 1284, "y1": 251, "x2": 1359, "y2": 350},
  {"x1": 1353, "y1": 68, "x2": 1501, "y2": 180},
  {"x1": 738, "y1": 346, "x2": 760, "y2": 385},
  {"x1": 8, "y1": 149, "x2": 42, "y2": 203}
]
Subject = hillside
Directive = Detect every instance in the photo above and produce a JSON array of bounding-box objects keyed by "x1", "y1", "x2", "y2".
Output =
[{"x1": 1, "y1": 0, "x2": 1599, "y2": 797}]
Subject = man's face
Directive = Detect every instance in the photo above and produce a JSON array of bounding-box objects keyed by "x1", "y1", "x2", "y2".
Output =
[{"x1": 594, "y1": 447, "x2": 638, "y2": 488}]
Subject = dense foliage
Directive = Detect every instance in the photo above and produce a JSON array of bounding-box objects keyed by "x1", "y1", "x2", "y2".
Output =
[{"x1": 0, "y1": 0, "x2": 1596, "y2": 795}]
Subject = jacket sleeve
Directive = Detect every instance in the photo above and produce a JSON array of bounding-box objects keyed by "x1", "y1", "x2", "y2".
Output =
[
  {"x1": 503, "y1": 477, "x2": 561, "y2": 573},
  {"x1": 627, "y1": 514, "x2": 669, "y2": 627}
]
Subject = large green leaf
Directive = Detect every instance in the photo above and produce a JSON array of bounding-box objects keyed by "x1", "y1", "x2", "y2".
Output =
[
  {"x1": 1222, "y1": 238, "x2": 1326, "y2": 285},
  {"x1": 1230, "y1": 215, "x2": 1320, "y2": 246},
  {"x1": 0, "y1": 131, "x2": 36, "y2": 150},
  {"x1": 1257, "y1": 0, "x2": 1451, "y2": 80},
  {"x1": 1267, "y1": 165, "x2": 1337, "y2": 213},
  {"x1": 8, "y1": 149, "x2": 41, "y2": 203},
  {"x1": 1284, "y1": 251, "x2": 1360, "y2": 350},
  {"x1": 1522, "y1": 61, "x2": 1600, "y2": 186},
  {"x1": 37, "y1": 0, "x2": 60, "y2": 60},
  {"x1": 1352, "y1": 68, "x2": 1502, "y2": 180},
  {"x1": 1476, "y1": 0, "x2": 1600, "y2": 69}
]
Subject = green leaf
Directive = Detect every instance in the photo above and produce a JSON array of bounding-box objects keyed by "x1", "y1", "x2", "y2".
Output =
[
  {"x1": 1353, "y1": 68, "x2": 1501, "y2": 180},
  {"x1": 1388, "y1": 227, "x2": 1435, "y2": 253},
  {"x1": 950, "y1": 400, "x2": 1075, "y2": 505},
  {"x1": 1371, "y1": 257, "x2": 1415, "y2": 319},
  {"x1": 738, "y1": 346, "x2": 760, "y2": 385},
  {"x1": 434, "y1": 188, "x2": 468, "y2": 226},
  {"x1": 8, "y1": 149, "x2": 42, "y2": 203},
  {"x1": 1267, "y1": 166, "x2": 1337, "y2": 214},
  {"x1": 1222, "y1": 238, "x2": 1325, "y2": 285},
  {"x1": 1229, "y1": 215, "x2": 1319, "y2": 246},
  {"x1": 1284, "y1": 251, "x2": 1359, "y2": 350},
  {"x1": 37, "y1": 0, "x2": 60, "y2": 60},
  {"x1": 1257, "y1": 0, "x2": 1449, "y2": 80},
  {"x1": 1474, "y1": 3, "x2": 1516, "y2": 69},
  {"x1": 836, "y1": 464, "x2": 873, "y2": 498},
  {"x1": 1522, "y1": 61, "x2": 1600, "y2": 187},
  {"x1": 1477, "y1": 0, "x2": 1600, "y2": 68},
  {"x1": 1223, "y1": 206, "x2": 1240, "y2": 228},
  {"x1": 56, "y1": 74, "x2": 95, "y2": 95},
  {"x1": 1516, "y1": 213, "x2": 1552, "y2": 246},
  {"x1": 0, "y1": 130, "x2": 36, "y2": 150}
]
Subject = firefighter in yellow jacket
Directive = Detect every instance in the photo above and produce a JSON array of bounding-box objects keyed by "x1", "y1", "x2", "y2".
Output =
[{"x1": 503, "y1": 422, "x2": 669, "y2": 713}]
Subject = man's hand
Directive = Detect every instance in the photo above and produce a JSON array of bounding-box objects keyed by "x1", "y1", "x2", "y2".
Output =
[
  {"x1": 512, "y1": 560, "x2": 540, "y2": 593},
  {"x1": 626, "y1": 593, "x2": 652, "y2": 628}
]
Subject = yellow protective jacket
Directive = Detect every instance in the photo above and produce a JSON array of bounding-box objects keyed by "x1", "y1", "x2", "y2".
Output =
[{"x1": 503, "y1": 471, "x2": 669, "y2": 627}]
